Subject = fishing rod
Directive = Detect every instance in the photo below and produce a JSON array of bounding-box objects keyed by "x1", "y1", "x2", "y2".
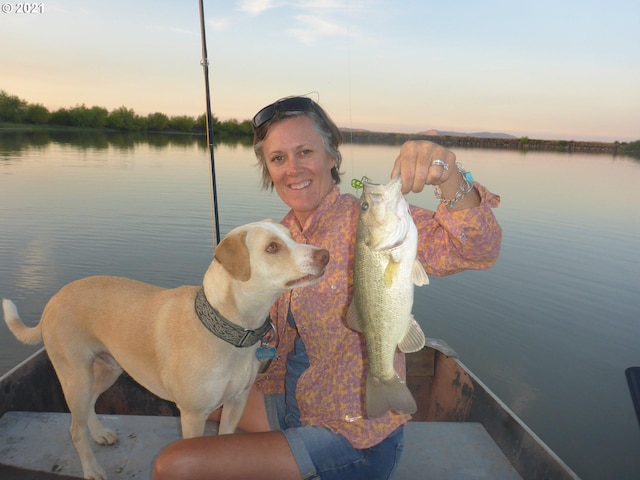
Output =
[
  {"x1": 626, "y1": 367, "x2": 640, "y2": 429},
  {"x1": 198, "y1": 0, "x2": 221, "y2": 246}
]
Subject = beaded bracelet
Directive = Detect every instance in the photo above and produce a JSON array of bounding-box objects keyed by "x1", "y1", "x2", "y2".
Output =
[{"x1": 433, "y1": 162, "x2": 474, "y2": 208}]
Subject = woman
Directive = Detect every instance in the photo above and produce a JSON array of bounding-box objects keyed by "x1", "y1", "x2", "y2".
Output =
[{"x1": 153, "y1": 97, "x2": 502, "y2": 480}]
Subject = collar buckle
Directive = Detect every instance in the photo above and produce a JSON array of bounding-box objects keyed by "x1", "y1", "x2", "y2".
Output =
[
  {"x1": 194, "y1": 288, "x2": 271, "y2": 348},
  {"x1": 238, "y1": 329, "x2": 255, "y2": 348}
]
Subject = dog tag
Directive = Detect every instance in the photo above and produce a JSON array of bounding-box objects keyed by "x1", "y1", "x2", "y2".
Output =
[
  {"x1": 256, "y1": 346, "x2": 276, "y2": 362},
  {"x1": 257, "y1": 346, "x2": 276, "y2": 374}
]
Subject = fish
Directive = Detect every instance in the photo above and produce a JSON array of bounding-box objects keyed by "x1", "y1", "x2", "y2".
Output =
[{"x1": 347, "y1": 175, "x2": 430, "y2": 418}]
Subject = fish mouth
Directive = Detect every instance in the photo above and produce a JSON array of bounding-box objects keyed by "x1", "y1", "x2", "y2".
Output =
[
  {"x1": 362, "y1": 175, "x2": 401, "y2": 193},
  {"x1": 286, "y1": 271, "x2": 325, "y2": 288}
]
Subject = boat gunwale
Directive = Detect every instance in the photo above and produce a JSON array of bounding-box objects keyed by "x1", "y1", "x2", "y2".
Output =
[
  {"x1": 450, "y1": 353, "x2": 580, "y2": 479},
  {"x1": 1, "y1": 347, "x2": 579, "y2": 480}
]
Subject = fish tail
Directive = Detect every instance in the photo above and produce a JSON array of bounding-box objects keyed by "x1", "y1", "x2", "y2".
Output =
[{"x1": 366, "y1": 372, "x2": 417, "y2": 418}]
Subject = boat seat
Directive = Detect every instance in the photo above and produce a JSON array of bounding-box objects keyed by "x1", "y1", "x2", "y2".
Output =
[
  {"x1": 396, "y1": 420, "x2": 523, "y2": 479},
  {"x1": 0, "y1": 411, "x2": 522, "y2": 479}
]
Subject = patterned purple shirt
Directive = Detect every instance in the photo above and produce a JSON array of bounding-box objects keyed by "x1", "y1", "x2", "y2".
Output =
[{"x1": 255, "y1": 183, "x2": 501, "y2": 448}]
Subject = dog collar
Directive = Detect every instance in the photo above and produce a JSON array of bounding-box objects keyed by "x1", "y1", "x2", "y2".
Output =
[{"x1": 194, "y1": 288, "x2": 272, "y2": 348}]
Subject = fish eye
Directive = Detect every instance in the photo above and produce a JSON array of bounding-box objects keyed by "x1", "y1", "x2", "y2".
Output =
[{"x1": 361, "y1": 202, "x2": 369, "y2": 211}]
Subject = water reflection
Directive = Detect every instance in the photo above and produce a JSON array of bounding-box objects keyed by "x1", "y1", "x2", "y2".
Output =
[
  {"x1": 1, "y1": 131, "x2": 639, "y2": 480},
  {"x1": 0, "y1": 129, "x2": 255, "y2": 156},
  {"x1": 13, "y1": 238, "x2": 59, "y2": 293}
]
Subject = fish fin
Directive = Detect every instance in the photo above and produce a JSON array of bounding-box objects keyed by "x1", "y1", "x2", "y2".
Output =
[
  {"x1": 384, "y1": 259, "x2": 399, "y2": 287},
  {"x1": 398, "y1": 316, "x2": 426, "y2": 353},
  {"x1": 366, "y1": 372, "x2": 417, "y2": 418},
  {"x1": 411, "y1": 260, "x2": 429, "y2": 286},
  {"x1": 424, "y1": 337, "x2": 458, "y2": 358},
  {"x1": 346, "y1": 301, "x2": 363, "y2": 332}
]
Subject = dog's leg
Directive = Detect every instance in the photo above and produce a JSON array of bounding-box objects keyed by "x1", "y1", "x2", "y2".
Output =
[
  {"x1": 56, "y1": 362, "x2": 109, "y2": 480},
  {"x1": 179, "y1": 410, "x2": 209, "y2": 439},
  {"x1": 70, "y1": 416, "x2": 109, "y2": 480},
  {"x1": 87, "y1": 355, "x2": 122, "y2": 445},
  {"x1": 218, "y1": 393, "x2": 251, "y2": 435}
]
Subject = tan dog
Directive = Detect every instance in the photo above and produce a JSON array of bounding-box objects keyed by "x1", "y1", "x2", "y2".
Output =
[{"x1": 2, "y1": 220, "x2": 329, "y2": 480}]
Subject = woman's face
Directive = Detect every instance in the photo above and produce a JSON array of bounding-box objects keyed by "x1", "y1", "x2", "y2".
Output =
[{"x1": 262, "y1": 115, "x2": 337, "y2": 227}]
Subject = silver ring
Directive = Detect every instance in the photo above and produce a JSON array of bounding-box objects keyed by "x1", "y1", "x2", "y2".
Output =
[{"x1": 430, "y1": 159, "x2": 449, "y2": 170}]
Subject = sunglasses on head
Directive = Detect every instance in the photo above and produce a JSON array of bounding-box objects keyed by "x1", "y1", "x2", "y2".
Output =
[{"x1": 252, "y1": 97, "x2": 318, "y2": 129}]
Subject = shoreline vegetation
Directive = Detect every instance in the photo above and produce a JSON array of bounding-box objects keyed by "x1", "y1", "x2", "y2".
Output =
[{"x1": 2, "y1": 90, "x2": 638, "y2": 157}]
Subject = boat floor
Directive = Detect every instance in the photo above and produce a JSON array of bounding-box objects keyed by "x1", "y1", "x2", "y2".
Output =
[{"x1": 0, "y1": 411, "x2": 522, "y2": 479}]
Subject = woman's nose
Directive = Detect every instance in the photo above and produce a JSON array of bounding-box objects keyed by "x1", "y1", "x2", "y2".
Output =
[{"x1": 286, "y1": 157, "x2": 303, "y2": 174}]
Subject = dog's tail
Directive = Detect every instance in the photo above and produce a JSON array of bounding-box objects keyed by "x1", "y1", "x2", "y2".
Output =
[{"x1": 2, "y1": 299, "x2": 43, "y2": 345}]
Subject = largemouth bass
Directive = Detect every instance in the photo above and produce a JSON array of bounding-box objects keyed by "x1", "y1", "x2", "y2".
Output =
[{"x1": 347, "y1": 175, "x2": 429, "y2": 418}]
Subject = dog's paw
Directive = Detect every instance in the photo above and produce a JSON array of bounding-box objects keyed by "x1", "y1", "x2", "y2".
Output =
[
  {"x1": 81, "y1": 461, "x2": 109, "y2": 480},
  {"x1": 91, "y1": 427, "x2": 119, "y2": 446}
]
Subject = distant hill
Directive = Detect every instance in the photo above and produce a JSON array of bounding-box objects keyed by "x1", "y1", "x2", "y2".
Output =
[
  {"x1": 341, "y1": 127, "x2": 518, "y2": 139},
  {"x1": 417, "y1": 129, "x2": 517, "y2": 139},
  {"x1": 338, "y1": 128, "x2": 624, "y2": 154}
]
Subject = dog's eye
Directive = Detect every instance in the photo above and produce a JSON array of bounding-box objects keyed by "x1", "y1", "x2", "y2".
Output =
[
  {"x1": 361, "y1": 201, "x2": 369, "y2": 211},
  {"x1": 266, "y1": 242, "x2": 279, "y2": 254}
]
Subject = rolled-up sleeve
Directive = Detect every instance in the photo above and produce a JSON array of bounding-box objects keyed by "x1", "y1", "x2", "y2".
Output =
[{"x1": 411, "y1": 183, "x2": 502, "y2": 276}]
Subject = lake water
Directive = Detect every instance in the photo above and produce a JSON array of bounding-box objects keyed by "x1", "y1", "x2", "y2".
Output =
[{"x1": 1, "y1": 130, "x2": 639, "y2": 479}]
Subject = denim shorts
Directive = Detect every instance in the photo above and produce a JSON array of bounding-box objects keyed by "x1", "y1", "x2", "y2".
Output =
[{"x1": 265, "y1": 393, "x2": 404, "y2": 480}]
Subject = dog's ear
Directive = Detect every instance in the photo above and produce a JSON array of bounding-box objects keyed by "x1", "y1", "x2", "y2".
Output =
[{"x1": 214, "y1": 230, "x2": 251, "y2": 281}]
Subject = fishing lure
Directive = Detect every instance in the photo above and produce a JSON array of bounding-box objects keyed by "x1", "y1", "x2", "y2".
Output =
[{"x1": 351, "y1": 176, "x2": 370, "y2": 195}]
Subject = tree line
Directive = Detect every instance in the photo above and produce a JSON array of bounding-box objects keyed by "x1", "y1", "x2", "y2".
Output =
[
  {"x1": 2, "y1": 90, "x2": 638, "y2": 157},
  {"x1": 0, "y1": 90, "x2": 253, "y2": 136}
]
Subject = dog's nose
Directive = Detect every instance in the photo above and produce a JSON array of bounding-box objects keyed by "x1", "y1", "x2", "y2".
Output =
[{"x1": 314, "y1": 249, "x2": 330, "y2": 266}]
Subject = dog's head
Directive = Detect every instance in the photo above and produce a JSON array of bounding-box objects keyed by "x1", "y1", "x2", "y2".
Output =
[{"x1": 213, "y1": 220, "x2": 329, "y2": 292}]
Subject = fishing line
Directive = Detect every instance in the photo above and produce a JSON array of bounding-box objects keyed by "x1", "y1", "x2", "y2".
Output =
[
  {"x1": 198, "y1": 0, "x2": 221, "y2": 248},
  {"x1": 345, "y1": 0, "x2": 355, "y2": 180}
]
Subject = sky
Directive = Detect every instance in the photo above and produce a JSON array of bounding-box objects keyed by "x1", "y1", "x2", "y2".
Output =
[{"x1": 2, "y1": 0, "x2": 639, "y2": 142}]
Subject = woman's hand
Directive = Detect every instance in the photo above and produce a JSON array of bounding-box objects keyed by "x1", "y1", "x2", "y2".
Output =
[{"x1": 390, "y1": 140, "x2": 480, "y2": 209}]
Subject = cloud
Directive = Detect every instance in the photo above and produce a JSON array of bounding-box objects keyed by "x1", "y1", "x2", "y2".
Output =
[
  {"x1": 297, "y1": 0, "x2": 350, "y2": 9},
  {"x1": 287, "y1": 13, "x2": 347, "y2": 45},
  {"x1": 146, "y1": 25, "x2": 197, "y2": 36},
  {"x1": 208, "y1": 18, "x2": 231, "y2": 31},
  {"x1": 241, "y1": 0, "x2": 357, "y2": 15},
  {"x1": 239, "y1": 0, "x2": 283, "y2": 16},
  {"x1": 237, "y1": 0, "x2": 362, "y2": 45}
]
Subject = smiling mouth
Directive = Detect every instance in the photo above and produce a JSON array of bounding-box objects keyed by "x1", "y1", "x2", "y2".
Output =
[{"x1": 289, "y1": 180, "x2": 311, "y2": 190}]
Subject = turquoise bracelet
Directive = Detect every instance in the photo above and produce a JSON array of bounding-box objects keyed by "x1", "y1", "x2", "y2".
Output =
[{"x1": 433, "y1": 162, "x2": 474, "y2": 208}]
